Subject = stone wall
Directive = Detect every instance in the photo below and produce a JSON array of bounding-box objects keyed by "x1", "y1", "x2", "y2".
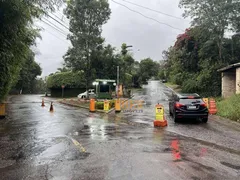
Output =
[
  {"x1": 222, "y1": 70, "x2": 236, "y2": 98},
  {"x1": 236, "y1": 67, "x2": 240, "y2": 94}
]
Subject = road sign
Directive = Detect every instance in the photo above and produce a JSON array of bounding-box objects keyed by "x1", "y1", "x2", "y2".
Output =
[{"x1": 154, "y1": 104, "x2": 167, "y2": 127}]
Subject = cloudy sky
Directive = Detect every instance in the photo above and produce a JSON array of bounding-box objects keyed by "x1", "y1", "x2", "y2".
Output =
[{"x1": 35, "y1": 0, "x2": 190, "y2": 77}]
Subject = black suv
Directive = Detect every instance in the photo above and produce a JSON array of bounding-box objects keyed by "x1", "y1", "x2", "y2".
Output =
[{"x1": 169, "y1": 93, "x2": 208, "y2": 123}]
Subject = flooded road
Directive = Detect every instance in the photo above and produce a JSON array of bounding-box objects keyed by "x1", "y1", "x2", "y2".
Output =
[{"x1": 0, "y1": 81, "x2": 240, "y2": 180}]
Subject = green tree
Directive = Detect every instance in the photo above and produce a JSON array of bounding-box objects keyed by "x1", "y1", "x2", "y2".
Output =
[
  {"x1": 163, "y1": 25, "x2": 240, "y2": 96},
  {"x1": 47, "y1": 71, "x2": 85, "y2": 89},
  {"x1": 64, "y1": 0, "x2": 111, "y2": 93},
  {"x1": 138, "y1": 58, "x2": 160, "y2": 84},
  {"x1": 90, "y1": 44, "x2": 121, "y2": 80},
  {"x1": 120, "y1": 43, "x2": 135, "y2": 85},
  {"x1": 0, "y1": 0, "x2": 63, "y2": 102},
  {"x1": 32, "y1": 78, "x2": 47, "y2": 94},
  {"x1": 14, "y1": 51, "x2": 42, "y2": 94},
  {"x1": 179, "y1": 0, "x2": 240, "y2": 61}
]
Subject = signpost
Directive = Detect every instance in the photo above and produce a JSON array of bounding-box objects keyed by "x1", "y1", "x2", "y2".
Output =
[{"x1": 62, "y1": 85, "x2": 65, "y2": 98}]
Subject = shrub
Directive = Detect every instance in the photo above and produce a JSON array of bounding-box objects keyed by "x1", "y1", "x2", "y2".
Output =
[
  {"x1": 95, "y1": 102, "x2": 104, "y2": 110},
  {"x1": 47, "y1": 71, "x2": 85, "y2": 89},
  {"x1": 217, "y1": 94, "x2": 240, "y2": 121},
  {"x1": 109, "y1": 100, "x2": 115, "y2": 108}
]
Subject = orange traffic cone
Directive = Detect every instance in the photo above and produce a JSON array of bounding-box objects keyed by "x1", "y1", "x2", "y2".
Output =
[
  {"x1": 89, "y1": 99, "x2": 96, "y2": 112},
  {"x1": 49, "y1": 102, "x2": 54, "y2": 112},
  {"x1": 41, "y1": 98, "x2": 45, "y2": 107},
  {"x1": 209, "y1": 98, "x2": 217, "y2": 115}
]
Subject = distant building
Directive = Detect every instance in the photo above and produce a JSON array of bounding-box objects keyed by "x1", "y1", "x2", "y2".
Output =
[{"x1": 218, "y1": 63, "x2": 240, "y2": 98}]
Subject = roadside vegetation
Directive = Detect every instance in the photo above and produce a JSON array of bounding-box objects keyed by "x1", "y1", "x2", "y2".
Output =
[
  {"x1": 216, "y1": 95, "x2": 240, "y2": 122},
  {"x1": 95, "y1": 100, "x2": 115, "y2": 110},
  {"x1": 0, "y1": 0, "x2": 161, "y2": 102},
  {"x1": 0, "y1": 0, "x2": 63, "y2": 101},
  {"x1": 47, "y1": 0, "x2": 160, "y2": 91},
  {"x1": 164, "y1": 82, "x2": 182, "y2": 93},
  {"x1": 159, "y1": 0, "x2": 240, "y2": 97},
  {"x1": 47, "y1": 71, "x2": 85, "y2": 89}
]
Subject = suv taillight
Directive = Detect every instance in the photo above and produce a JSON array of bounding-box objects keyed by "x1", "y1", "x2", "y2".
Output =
[
  {"x1": 201, "y1": 103, "x2": 207, "y2": 108},
  {"x1": 175, "y1": 102, "x2": 184, "y2": 108}
]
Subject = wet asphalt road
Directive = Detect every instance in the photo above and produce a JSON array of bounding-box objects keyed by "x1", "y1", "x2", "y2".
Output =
[{"x1": 0, "y1": 81, "x2": 240, "y2": 180}]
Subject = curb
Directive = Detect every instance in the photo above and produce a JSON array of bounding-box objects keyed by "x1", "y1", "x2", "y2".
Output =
[
  {"x1": 164, "y1": 84, "x2": 175, "y2": 93},
  {"x1": 59, "y1": 101, "x2": 112, "y2": 114},
  {"x1": 59, "y1": 101, "x2": 89, "y2": 110},
  {"x1": 59, "y1": 97, "x2": 132, "y2": 114}
]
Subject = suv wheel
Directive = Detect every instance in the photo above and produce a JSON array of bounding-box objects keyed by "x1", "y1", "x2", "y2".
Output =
[
  {"x1": 173, "y1": 113, "x2": 178, "y2": 123},
  {"x1": 202, "y1": 118, "x2": 208, "y2": 123},
  {"x1": 82, "y1": 96, "x2": 86, "y2": 99},
  {"x1": 169, "y1": 106, "x2": 172, "y2": 116},
  {"x1": 169, "y1": 111, "x2": 172, "y2": 116}
]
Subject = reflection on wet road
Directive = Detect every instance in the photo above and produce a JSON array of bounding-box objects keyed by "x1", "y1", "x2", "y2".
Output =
[{"x1": 0, "y1": 81, "x2": 240, "y2": 180}]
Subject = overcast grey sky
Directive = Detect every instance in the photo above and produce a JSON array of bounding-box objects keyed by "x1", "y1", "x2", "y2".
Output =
[{"x1": 35, "y1": 0, "x2": 190, "y2": 76}]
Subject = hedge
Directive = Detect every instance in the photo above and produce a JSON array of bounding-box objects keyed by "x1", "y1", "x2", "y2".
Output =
[{"x1": 47, "y1": 71, "x2": 86, "y2": 89}]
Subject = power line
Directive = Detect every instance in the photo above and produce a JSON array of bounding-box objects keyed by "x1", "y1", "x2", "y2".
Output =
[
  {"x1": 111, "y1": 0, "x2": 184, "y2": 32},
  {"x1": 50, "y1": 12, "x2": 69, "y2": 26},
  {"x1": 119, "y1": 0, "x2": 187, "y2": 21},
  {"x1": 46, "y1": 14, "x2": 70, "y2": 30},
  {"x1": 41, "y1": 19, "x2": 69, "y2": 37},
  {"x1": 42, "y1": 17, "x2": 69, "y2": 35}
]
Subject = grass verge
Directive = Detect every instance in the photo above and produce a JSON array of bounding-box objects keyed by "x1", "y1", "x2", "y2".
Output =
[
  {"x1": 216, "y1": 94, "x2": 240, "y2": 122},
  {"x1": 164, "y1": 82, "x2": 182, "y2": 93}
]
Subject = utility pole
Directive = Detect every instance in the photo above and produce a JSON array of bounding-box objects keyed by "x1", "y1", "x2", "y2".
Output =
[{"x1": 117, "y1": 66, "x2": 119, "y2": 98}]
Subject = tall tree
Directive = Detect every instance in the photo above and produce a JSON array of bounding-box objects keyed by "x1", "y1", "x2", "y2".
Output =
[
  {"x1": 179, "y1": 0, "x2": 240, "y2": 62},
  {"x1": 138, "y1": 58, "x2": 160, "y2": 84},
  {"x1": 90, "y1": 44, "x2": 121, "y2": 80},
  {"x1": 0, "y1": 0, "x2": 63, "y2": 102},
  {"x1": 14, "y1": 51, "x2": 42, "y2": 94},
  {"x1": 64, "y1": 0, "x2": 111, "y2": 93},
  {"x1": 120, "y1": 43, "x2": 135, "y2": 85}
]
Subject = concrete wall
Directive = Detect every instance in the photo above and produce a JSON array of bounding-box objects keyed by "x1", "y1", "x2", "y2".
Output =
[
  {"x1": 222, "y1": 70, "x2": 236, "y2": 98},
  {"x1": 236, "y1": 67, "x2": 240, "y2": 94}
]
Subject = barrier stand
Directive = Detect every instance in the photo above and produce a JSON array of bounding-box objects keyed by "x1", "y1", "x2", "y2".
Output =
[
  {"x1": 115, "y1": 99, "x2": 121, "y2": 113},
  {"x1": 104, "y1": 100, "x2": 110, "y2": 111},
  {"x1": 209, "y1": 98, "x2": 217, "y2": 115},
  {"x1": 41, "y1": 98, "x2": 45, "y2": 107},
  {"x1": 89, "y1": 99, "x2": 96, "y2": 112},
  {"x1": 202, "y1": 98, "x2": 209, "y2": 108},
  {"x1": 154, "y1": 104, "x2": 167, "y2": 127},
  {"x1": 0, "y1": 103, "x2": 6, "y2": 118},
  {"x1": 49, "y1": 102, "x2": 54, "y2": 112}
]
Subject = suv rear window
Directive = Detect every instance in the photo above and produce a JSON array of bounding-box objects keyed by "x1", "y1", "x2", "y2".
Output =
[{"x1": 179, "y1": 99, "x2": 203, "y2": 104}]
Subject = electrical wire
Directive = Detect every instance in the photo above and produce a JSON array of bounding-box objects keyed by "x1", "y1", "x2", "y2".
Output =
[
  {"x1": 42, "y1": 17, "x2": 69, "y2": 35},
  {"x1": 50, "y1": 12, "x2": 68, "y2": 25},
  {"x1": 41, "y1": 19, "x2": 69, "y2": 37},
  {"x1": 119, "y1": 0, "x2": 187, "y2": 21},
  {"x1": 45, "y1": 14, "x2": 70, "y2": 30},
  {"x1": 111, "y1": 0, "x2": 184, "y2": 32}
]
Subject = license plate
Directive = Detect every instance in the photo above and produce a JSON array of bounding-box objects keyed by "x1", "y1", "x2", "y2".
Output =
[{"x1": 188, "y1": 106, "x2": 197, "y2": 109}]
